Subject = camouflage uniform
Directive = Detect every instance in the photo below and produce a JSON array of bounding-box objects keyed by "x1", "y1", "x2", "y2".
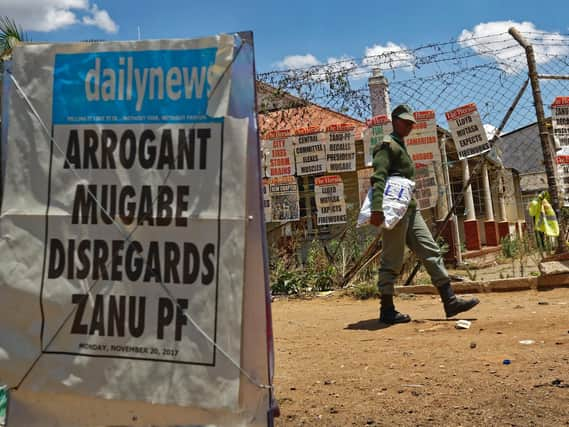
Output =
[
  {"x1": 371, "y1": 104, "x2": 479, "y2": 323},
  {"x1": 371, "y1": 132, "x2": 449, "y2": 296}
]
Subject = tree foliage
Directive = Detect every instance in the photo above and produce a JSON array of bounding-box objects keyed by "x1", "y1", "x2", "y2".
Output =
[{"x1": 0, "y1": 16, "x2": 28, "y2": 60}]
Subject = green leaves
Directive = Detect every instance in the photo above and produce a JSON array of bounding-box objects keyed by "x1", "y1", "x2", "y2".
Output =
[{"x1": 0, "y1": 16, "x2": 29, "y2": 60}]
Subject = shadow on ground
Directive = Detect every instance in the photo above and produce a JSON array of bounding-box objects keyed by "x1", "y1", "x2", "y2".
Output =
[{"x1": 345, "y1": 318, "x2": 392, "y2": 331}]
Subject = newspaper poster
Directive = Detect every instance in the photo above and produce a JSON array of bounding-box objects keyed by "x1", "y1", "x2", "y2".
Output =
[
  {"x1": 269, "y1": 176, "x2": 300, "y2": 222},
  {"x1": 557, "y1": 162, "x2": 569, "y2": 207},
  {"x1": 415, "y1": 163, "x2": 439, "y2": 210},
  {"x1": 0, "y1": 34, "x2": 269, "y2": 418},
  {"x1": 314, "y1": 175, "x2": 347, "y2": 226},
  {"x1": 446, "y1": 103, "x2": 490, "y2": 159},
  {"x1": 326, "y1": 124, "x2": 356, "y2": 172},
  {"x1": 263, "y1": 129, "x2": 296, "y2": 177},
  {"x1": 263, "y1": 179, "x2": 272, "y2": 221},
  {"x1": 552, "y1": 96, "x2": 569, "y2": 150},
  {"x1": 294, "y1": 126, "x2": 327, "y2": 176},
  {"x1": 363, "y1": 115, "x2": 392, "y2": 166},
  {"x1": 406, "y1": 110, "x2": 441, "y2": 166},
  {"x1": 357, "y1": 167, "x2": 373, "y2": 206},
  {"x1": 552, "y1": 97, "x2": 569, "y2": 206}
]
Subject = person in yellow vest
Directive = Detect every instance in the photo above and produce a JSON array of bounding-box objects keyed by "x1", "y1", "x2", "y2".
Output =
[
  {"x1": 528, "y1": 191, "x2": 560, "y2": 237},
  {"x1": 528, "y1": 191, "x2": 560, "y2": 253}
]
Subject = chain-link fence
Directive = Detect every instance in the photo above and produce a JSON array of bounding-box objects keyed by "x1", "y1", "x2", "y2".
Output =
[{"x1": 258, "y1": 29, "x2": 569, "y2": 290}]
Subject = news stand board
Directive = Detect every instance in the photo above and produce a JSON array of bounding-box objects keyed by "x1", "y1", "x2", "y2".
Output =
[{"x1": 0, "y1": 33, "x2": 274, "y2": 426}]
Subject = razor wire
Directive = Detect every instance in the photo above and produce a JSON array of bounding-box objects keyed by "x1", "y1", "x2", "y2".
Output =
[{"x1": 257, "y1": 31, "x2": 569, "y2": 134}]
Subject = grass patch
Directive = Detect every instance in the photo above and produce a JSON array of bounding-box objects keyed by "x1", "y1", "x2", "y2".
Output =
[{"x1": 351, "y1": 282, "x2": 379, "y2": 300}]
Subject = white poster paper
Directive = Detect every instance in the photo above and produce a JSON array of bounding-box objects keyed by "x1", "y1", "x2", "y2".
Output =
[
  {"x1": 263, "y1": 179, "x2": 272, "y2": 222},
  {"x1": 552, "y1": 96, "x2": 569, "y2": 150},
  {"x1": 552, "y1": 97, "x2": 569, "y2": 206},
  {"x1": 0, "y1": 35, "x2": 263, "y2": 415},
  {"x1": 314, "y1": 175, "x2": 347, "y2": 226},
  {"x1": 326, "y1": 124, "x2": 356, "y2": 172},
  {"x1": 260, "y1": 139, "x2": 269, "y2": 178},
  {"x1": 446, "y1": 103, "x2": 490, "y2": 160},
  {"x1": 269, "y1": 176, "x2": 300, "y2": 222},
  {"x1": 363, "y1": 115, "x2": 392, "y2": 166},
  {"x1": 415, "y1": 163, "x2": 439, "y2": 210},
  {"x1": 263, "y1": 129, "x2": 296, "y2": 177},
  {"x1": 357, "y1": 167, "x2": 373, "y2": 206},
  {"x1": 294, "y1": 126, "x2": 327, "y2": 176},
  {"x1": 406, "y1": 109, "x2": 441, "y2": 166}
]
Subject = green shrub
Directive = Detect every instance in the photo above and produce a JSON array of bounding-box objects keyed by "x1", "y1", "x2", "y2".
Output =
[
  {"x1": 270, "y1": 271, "x2": 306, "y2": 295},
  {"x1": 351, "y1": 282, "x2": 379, "y2": 300}
]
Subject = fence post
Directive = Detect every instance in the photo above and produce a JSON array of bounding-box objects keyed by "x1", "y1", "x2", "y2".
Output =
[
  {"x1": 509, "y1": 27, "x2": 567, "y2": 253},
  {"x1": 440, "y1": 136, "x2": 463, "y2": 265}
]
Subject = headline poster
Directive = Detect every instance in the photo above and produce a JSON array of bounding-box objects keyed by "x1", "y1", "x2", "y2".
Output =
[
  {"x1": 414, "y1": 163, "x2": 439, "y2": 210},
  {"x1": 314, "y1": 175, "x2": 347, "y2": 226},
  {"x1": 446, "y1": 103, "x2": 490, "y2": 160},
  {"x1": 263, "y1": 129, "x2": 296, "y2": 177},
  {"x1": 326, "y1": 124, "x2": 356, "y2": 172},
  {"x1": 294, "y1": 126, "x2": 327, "y2": 176},
  {"x1": 269, "y1": 176, "x2": 300, "y2": 222},
  {"x1": 0, "y1": 36, "x2": 251, "y2": 410},
  {"x1": 363, "y1": 115, "x2": 392, "y2": 166},
  {"x1": 552, "y1": 96, "x2": 569, "y2": 206},
  {"x1": 406, "y1": 110, "x2": 441, "y2": 166}
]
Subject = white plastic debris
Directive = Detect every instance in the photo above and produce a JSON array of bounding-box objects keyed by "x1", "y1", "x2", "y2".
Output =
[
  {"x1": 519, "y1": 339, "x2": 535, "y2": 345},
  {"x1": 357, "y1": 188, "x2": 373, "y2": 227},
  {"x1": 455, "y1": 319, "x2": 472, "y2": 329}
]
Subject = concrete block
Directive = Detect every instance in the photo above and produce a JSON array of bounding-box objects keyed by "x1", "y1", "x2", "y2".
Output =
[{"x1": 539, "y1": 260, "x2": 569, "y2": 276}]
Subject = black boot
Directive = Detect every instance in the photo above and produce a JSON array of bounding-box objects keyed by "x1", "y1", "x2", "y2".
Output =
[
  {"x1": 437, "y1": 283, "x2": 480, "y2": 318},
  {"x1": 379, "y1": 294, "x2": 411, "y2": 324}
]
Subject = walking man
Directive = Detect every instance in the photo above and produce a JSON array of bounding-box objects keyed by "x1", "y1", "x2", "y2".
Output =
[{"x1": 370, "y1": 104, "x2": 480, "y2": 324}]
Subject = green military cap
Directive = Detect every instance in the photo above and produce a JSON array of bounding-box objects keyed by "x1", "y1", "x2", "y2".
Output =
[{"x1": 391, "y1": 104, "x2": 416, "y2": 123}]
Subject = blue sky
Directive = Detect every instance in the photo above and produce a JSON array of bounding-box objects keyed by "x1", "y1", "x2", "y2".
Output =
[{"x1": 3, "y1": 0, "x2": 569, "y2": 74}]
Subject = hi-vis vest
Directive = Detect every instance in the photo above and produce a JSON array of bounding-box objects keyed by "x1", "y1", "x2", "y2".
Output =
[{"x1": 528, "y1": 193, "x2": 560, "y2": 237}]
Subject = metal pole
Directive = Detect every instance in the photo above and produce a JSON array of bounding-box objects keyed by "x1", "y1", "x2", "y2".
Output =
[
  {"x1": 537, "y1": 74, "x2": 569, "y2": 81},
  {"x1": 509, "y1": 27, "x2": 567, "y2": 253},
  {"x1": 440, "y1": 138, "x2": 463, "y2": 265}
]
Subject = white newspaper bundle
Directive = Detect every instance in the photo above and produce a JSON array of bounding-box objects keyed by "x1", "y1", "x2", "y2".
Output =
[{"x1": 357, "y1": 176, "x2": 415, "y2": 229}]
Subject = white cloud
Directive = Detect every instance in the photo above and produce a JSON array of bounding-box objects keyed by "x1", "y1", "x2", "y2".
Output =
[
  {"x1": 363, "y1": 42, "x2": 415, "y2": 71},
  {"x1": 82, "y1": 4, "x2": 118, "y2": 33},
  {"x1": 459, "y1": 21, "x2": 569, "y2": 73},
  {"x1": 2, "y1": 0, "x2": 118, "y2": 33},
  {"x1": 275, "y1": 54, "x2": 321, "y2": 69}
]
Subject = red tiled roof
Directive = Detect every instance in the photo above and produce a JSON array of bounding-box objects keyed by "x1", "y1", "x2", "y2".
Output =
[{"x1": 256, "y1": 82, "x2": 365, "y2": 138}]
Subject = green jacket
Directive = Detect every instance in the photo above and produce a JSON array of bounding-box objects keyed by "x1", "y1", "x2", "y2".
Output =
[{"x1": 371, "y1": 132, "x2": 416, "y2": 212}]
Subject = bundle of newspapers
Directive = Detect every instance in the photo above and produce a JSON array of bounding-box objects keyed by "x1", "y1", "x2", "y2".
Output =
[{"x1": 357, "y1": 176, "x2": 415, "y2": 229}]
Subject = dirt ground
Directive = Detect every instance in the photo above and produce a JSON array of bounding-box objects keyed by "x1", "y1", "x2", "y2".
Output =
[{"x1": 271, "y1": 288, "x2": 569, "y2": 426}]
